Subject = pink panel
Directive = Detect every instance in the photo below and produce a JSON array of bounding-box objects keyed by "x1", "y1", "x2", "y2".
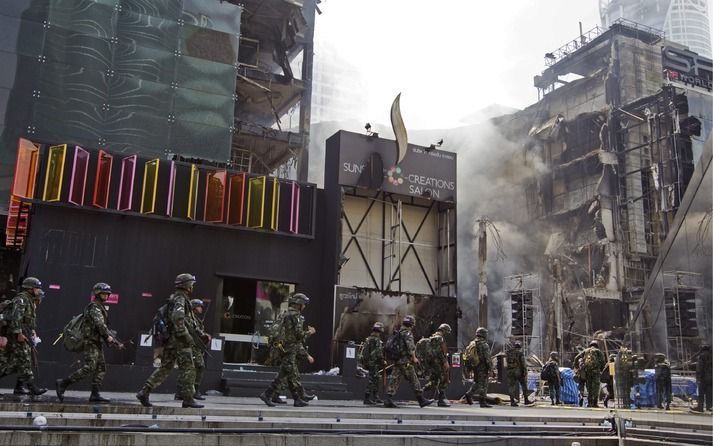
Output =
[
  {"x1": 166, "y1": 161, "x2": 176, "y2": 217},
  {"x1": 290, "y1": 181, "x2": 300, "y2": 233},
  {"x1": 117, "y1": 155, "x2": 137, "y2": 211},
  {"x1": 68, "y1": 146, "x2": 89, "y2": 206}
]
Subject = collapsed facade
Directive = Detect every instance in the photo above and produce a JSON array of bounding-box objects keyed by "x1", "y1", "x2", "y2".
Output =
[{"x1": 495, "y1": 20, "x2": 712, "y2": 364}]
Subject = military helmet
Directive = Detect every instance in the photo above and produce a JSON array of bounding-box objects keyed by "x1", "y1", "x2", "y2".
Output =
[
  {"x1": 174, "y1": 273, "x2": 196, "y2": 289},
  {"x1": 372, "y1": 322, "x2": 384, "y2": 332},
  {"x1": 475, "y1": 327, "x2": 488, "y2": 337},
  {"x1": 21, "y1": 277, "x2": 42, "y2": 289},
  {"x1": 550, "y1": 351, "x2": 559, "y2": 358},
  {"x1": 609, "y1": 353, "x2": 616, "y2": 360},
  {"x1": 654, "y1": 352, "x2": 666, "y2": 359},
  {"x1": 437, "y1": 323, "x2": 452, "y2": 334},
  {"x1": 190, "y1": 298, "x2": 204, "y2": 309},
  {"x1": 92, "y1": 282, "x2": 112, "y2": 296},
  {"x1": 402, "y1": 315, "x2": 415, "y2": 327},
  {"x1": 289, "y1": 293, "x2": 310, "y2": 306},
  {"x1": 589, "y1": 340, "x2": 599, "y2": 347}
]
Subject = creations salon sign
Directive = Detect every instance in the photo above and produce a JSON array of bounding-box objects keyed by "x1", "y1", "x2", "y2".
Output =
[{"x1": 336, "y1": 131, "x2": 457, "y2": 203}]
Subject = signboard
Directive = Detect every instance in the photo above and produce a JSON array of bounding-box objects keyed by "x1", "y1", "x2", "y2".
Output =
[
  {"x1": 335, "y1": 131, "x2": 457, "y2": 202},
  {"x1": 662, "y1": 46, "x2": 713, "y2": 91}
]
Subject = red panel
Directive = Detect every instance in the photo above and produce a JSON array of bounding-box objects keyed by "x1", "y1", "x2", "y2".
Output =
[
  {"x1": 92, "y1": 150, "x2": 113, "y2": 208},
  {"x1": 227, "y1": 173, "x2": 245, "y2": 225}
]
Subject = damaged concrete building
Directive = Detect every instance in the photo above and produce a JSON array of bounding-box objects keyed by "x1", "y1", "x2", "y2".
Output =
[{"x1": 496, "y1": 20, "x2": 712, "y2": 364}]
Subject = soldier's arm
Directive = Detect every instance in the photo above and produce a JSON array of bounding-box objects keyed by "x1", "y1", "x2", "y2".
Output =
[
  {"x1": 9, "y1": 296, "x2": 26, "y2": 334},
  {"x1": 170, "y1": 300, "x2": 192, "y2": 341},
  {"x1": 88, "y1": 304, "x2": 111, "y2": 340}
]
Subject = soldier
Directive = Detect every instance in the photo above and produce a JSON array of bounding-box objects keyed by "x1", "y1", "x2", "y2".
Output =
[
  {"x1": 654, "y1": 353, "x2": 671, "y2": 410},
  {"x1": 506, "y1": 341, "x2": 531, "y2": 406},
  {"x1": 574, "y1": 340, "x2": 606, "y2": 408},
  {"x1": 423, "y1": 323, "x2": 452, "y2": 407},
  {"x1": 541, "y1": 351, "x2": 561, "y2": 405},
  {"x1": 136, "y1": 273, "x2": 209, "y2": 408},
  {"x1": 56, "y1": 283, "x2": 123, "y2": 403},
  {"x1": 602, "y1": 354, "x2": 616, "y2": 408},
  {"x1": 693, "y1": 343, "x2": 712, "y2": 412},
  {"x1": 259, "y1": 293, "x2": 315, "y2": 407},
  {"x1": 359, "y1": 322, "x2": 385, "y2": 405},
  {"x1": 383, "y1": 315, "x2": 433, "y2": 408},
  {"x1": 175, "y1": 299, "x2": 208, "y2": 401},
  {"x1": 0, "y1": 277, "x2": 47, "y2": 396},
  {"x1": 463, "y1": 327, "x2": 493, "y2": 408}
]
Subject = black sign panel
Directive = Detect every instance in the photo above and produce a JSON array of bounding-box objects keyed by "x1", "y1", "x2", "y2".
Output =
[
  {"x1": 662, "y1": 46, "x2": 713, "y2": 91},
  {"x1": 336, "y1": 131, "x2": 457, "y2": 202}
]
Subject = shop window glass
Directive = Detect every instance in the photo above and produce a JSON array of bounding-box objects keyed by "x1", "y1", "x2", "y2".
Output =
[
  {"x1": 227, "y1": 173, "x2": 245, "y2": 225},
  {"x1": 204, "y1": 169, "x2": 226, "y2": 222},
  {"x1": 246, "y1": 176, "x2": 266, "y2": 228},
  {"x1": 92, "y1": 150, "x2": 113, "y2": 208},
  {"x1": 140, "y1": 158, "x2": 159, "y2": 214},
  {"x1": 42, "y1": 144, "x2": 67, "y2": 202},
  {"x1": 166, "y1": 161, "x2": 176, "y2": 217},
  {"x1": 12, "y1": 138, "x2": 40, "y2": 199},
  {"x1": 187, "y1": 164, "x2": 199, "y2": 220},
  {"x1": 68, "y1": 146, "x2": 89, "y2": 206},
  {"x1": 117, "y1": 155, "x2": 136, "y2": 211}
]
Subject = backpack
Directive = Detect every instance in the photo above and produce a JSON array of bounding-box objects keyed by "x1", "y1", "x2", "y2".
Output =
[
  {"x1": 416, "y1": 337, "x2": 431, "y2": 363},
  {"x1": 383, "y1": 330, "x2": 403, "y2": 361},
  {"x1": 0, "y1": 299, "x2": 13, "y2": 334},
  {"x1": 151, "y1": 303, "x2": 171, "y2": 347},
  {"x1": 267, "y1": 311, "x2": 287, "y2": 347},
  {"x1": 541, "y1": 361, "x2": 558, "y2": 381},
  {"x1": 62, "y1": 313, "x2": 86, "y2": 352},
  {"x1": 462, "y1": 340, "x2": 479, "y2": 368},
  {"x1": 583, "y1": 348, "x2": 597, "y2": 369}
]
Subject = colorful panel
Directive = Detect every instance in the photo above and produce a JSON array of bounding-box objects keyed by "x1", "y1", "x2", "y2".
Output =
[
  {"x1": 227, "y1": 173, "x2": 245, "y2": 225},
  {"x1": 187, "y1": 164, "x2": 199, "y2": 220},
  {"x1": 140, "y1": 158, "x2": 160, "y2": 214},
  {"x1": 204, "y1": 169, "x2": 227, "y2": 222},
  {"x1": 290, "y1": 182, "x2": 300, "y2": 234},
  {"x1": 269, "y1": 177, "x2": 279, "y2": 231},
  {"x1": 92, "y1": 150, "x2": 113, "y2": 208},
  {"x1": 166, "y1": 161, "x2": 176, "y2": 217},
  {"x1": 68, "y1": 146, "x2": 90, "y2": 206},
  {"x1": 117, "y1": 155, "x2": 137, "y2": 211},
  {"x1": 42, "y1": 144, "x2": 67, "y2": 202},
  {"x1": 11, "y1": 138, "x2": 40, "y2": 199},
  {"x1": 246, "y1": 176, "x2": 266, "y2": 228}
]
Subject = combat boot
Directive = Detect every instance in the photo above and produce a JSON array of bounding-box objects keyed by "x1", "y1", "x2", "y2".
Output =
[
  {"x1": 136, "y1": 388, "x2": 152, "y2": 407},
  {"x1": 510, "y1": 400, "x2": 519, "y2": 407},
  {"x1": 301, "y1": 392, "x2": 316, "y2": 401},
  {"x1": 182, "y1": 397, "x2": 204, "y2": 408},
  {"x1": 271, "y1": 393, "x2": 287, "y2": 404},
  {"x1": 479, "y1": 397, "x2": 492, "y2": 408},
  {"x1": 13, "y1": 379, "x2": 29, "y2": 395},
  {"x1": 417, "y1": 392, "x2": 434, "y2": 408},
  {"x1": 524, "y1": 396, "x2": 533, "y2": 405},
  {"x1": 464, "y1": 392, "x2": 474, "y2": 405},
  {"x1": 383, "y1": 395, "x2": 398, "y2": 408},
  {"x1": 293, "y1": 395, "x2": 309, "y2": 407},
  {"x1": 193, "y1": 391, "x2": 206, "y2": 401},
  {"x1": 372, "y1": 393, "x2": 384, "y2": 404},
  {"x1": 89, "y1": 385, "x2": 110, "y2": 403},
  {"x1": 259, "y1": 387, "x2": 275, "y2": 407},
  {"x1": 436, "y1": 392, "x2": 451, "y2": 407},
  {"x1": 26, "y1": 380, "x2": 47, "y2": 396},
  {"x1": 363, "y1": 393, "x2": 376, "y2": 405},
  {"x1": 56, "y1": 378, "x2": 71, "y2": 402}
]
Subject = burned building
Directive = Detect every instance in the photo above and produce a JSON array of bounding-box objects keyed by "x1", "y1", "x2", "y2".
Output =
[{"x1": 496, "y1": 20, "x2": 712, "y2": 363}]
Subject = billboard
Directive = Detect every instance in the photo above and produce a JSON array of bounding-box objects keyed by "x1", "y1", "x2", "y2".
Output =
[{"x1": 335, "y1": 131, "x2": 457, "y2": 202}]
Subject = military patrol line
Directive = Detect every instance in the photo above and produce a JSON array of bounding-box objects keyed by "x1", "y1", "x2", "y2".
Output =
[{"x1": 0, "y1": 276, "x2": 710, "y2": 412}]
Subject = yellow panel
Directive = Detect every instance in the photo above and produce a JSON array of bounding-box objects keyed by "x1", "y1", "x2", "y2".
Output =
[
  {"x1": 246, "y1": 176, "x2": 266, "y2": 228},
  {"x1": 140, "y1": 158, "x2": 160, "y2": 214},
  {"x1": 270, "y1": 178, "x2": 279, "y2": 231},
  {"x1": 187, "y1": 164, "x2": 199, "y2": 220},
  {"x1": 42, "y1": 144, "x2": 67, "y2": 201}
]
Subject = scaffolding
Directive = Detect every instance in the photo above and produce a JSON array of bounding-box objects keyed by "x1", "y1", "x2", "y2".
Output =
[
  {"x1": 505, "y1": 273, "x2": 542, "y2": 358},
  {"x1": 663, "y1": 270, "x2": 702, "y2": 368}
]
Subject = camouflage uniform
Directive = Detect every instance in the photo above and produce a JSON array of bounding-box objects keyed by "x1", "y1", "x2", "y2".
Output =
[
  {"x1": 386, "y1": 326, "x2": 422, "y2": 397},
  {"x1": 192, "y1": 316, "x2": 206, "y2": 392},
  {"x1": 141, "y1": 290, "x2": 203, "y2": 400},
  {"x1": 268, "y1": 307, "x2": 310, "y2": 399},
  {"x1": 574, "y1": 345, "x2": 606, "y2": 407},
  {"x1": 0, "y1": 290, "x2": 37, "y2": 387},
  {"x1": 654, "y1": 354, "x2": 671, "y2": 409},
  {"x1": 67, "y1": 301, "x2": 110, "y2": 386},
  {"x1": 360, "y1": 331, "x2": 384, "y2": 401},
  {"x1": 465, "y1": 334, "x2": 493, "y2": 405},
  {"x1": 543, "y1": 356, "x2": 561, "y2": 405},
  {"x1": 506, "y1": 345, "x2": 529, "y2": 405},
  {"x1": 694, "y1": 346, "x2": 712, "y2": 412}
]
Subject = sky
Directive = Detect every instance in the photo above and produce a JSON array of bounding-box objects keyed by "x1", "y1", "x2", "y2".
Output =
[{"x1": 312, "y1": 0, "x2": 601, "y2": 129}]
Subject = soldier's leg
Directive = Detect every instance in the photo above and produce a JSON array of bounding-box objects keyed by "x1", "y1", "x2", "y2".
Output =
[
  {"x1": 507, "y1": 373, "x2": 519, "y2": 405},
  {"x1": 705, "y1": 379, "x2": 713, "y2": 410},
  {"x1": 138, "y1": 347, "x2": 176, "y2": 398},
  {"x1": 88, "y1": 346, "x2": 110, "y2": 402},
  {"x1": 386, "y1": 364, "x2": 404, "y2": 397},
  {"x1": 193, "y1": 347, "x2": 205, "y2": 397},
  {"x1": 588, "y1": 375, "x2": 601, "y2": 407},
  {"x1": 519, "y1": 373, "x2": 531, "y2": 404},
  {"x1": 67, "y1": 344, "x2": 101, "y2": 384},
  {"x1": 14, "y1": 341, "x2": 44, "y2": 394},
  {"x1": 175, "y1": 346, "x2": 197, "y2": 400},
  {"x1": 476, "y1": 369, "x2": 491, "y2": 407}
]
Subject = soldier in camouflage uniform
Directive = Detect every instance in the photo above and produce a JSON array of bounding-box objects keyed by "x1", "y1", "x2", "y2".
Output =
[
  {"x1": 574, "y1": 340, "x2": 606, "y2": 407},
  {"x1": 542, "y1": 351, "x2": 561, "y2": 405},
  {"x1": 259, "y1": 293, "x2": 316, "y2": 407},
  {"x1": 423, "y1": 323, "x2": 452, "y2": 407},
  {"x1": 464, "y1": 327, "x2": 493, "y2": 408},
  {"x1": 0, "y1": 277, "x2": 47, "y2": 396},
  {"x1": 506, "y1": 341, "x2": 531, "y2": 406},
  {"x1": 654, "y1": 353, "x2": 671, "y2": 410},
  {"x1": 360, "y1": 322, "x2": 385, "y2": 405},
  {"x1": 384, "y1": 315, "x2": 433, "y2": 408},
  {"x1": 136, "y1": 273, "x2": 210, "y2": 408},
  {"x1": 56, "y1": 283, "x2": 123, "y2": 403},
  {"x1": 174, "y1": 299, "x2": 208, "y2": 401},
  {"x1": 693, "y1": 343, "x2": 712, "y2": 412}
]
